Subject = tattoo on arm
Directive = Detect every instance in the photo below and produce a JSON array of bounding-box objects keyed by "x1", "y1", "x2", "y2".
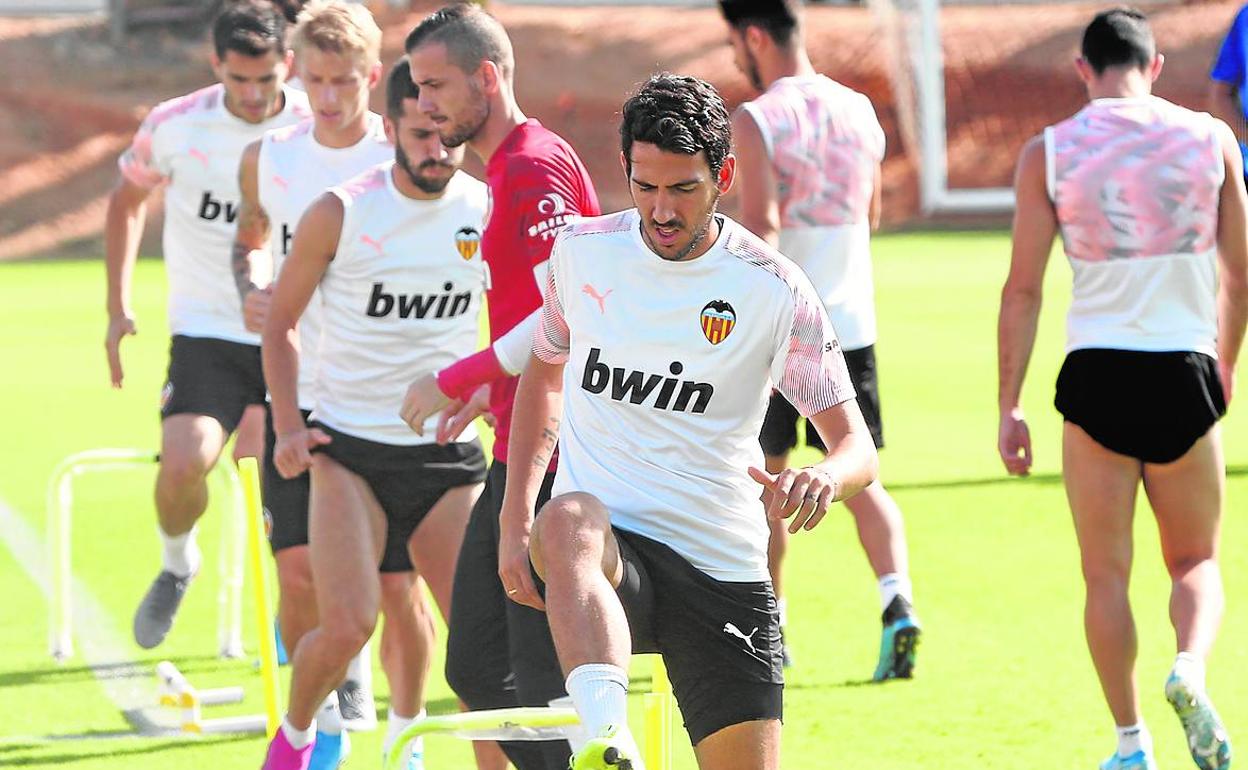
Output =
[
  {"x1": 532, "y1": 417, "x2": 561, "y2": 471},
  {"x1": 232, "y1": 202, "x2": 270, "y2": 302}
]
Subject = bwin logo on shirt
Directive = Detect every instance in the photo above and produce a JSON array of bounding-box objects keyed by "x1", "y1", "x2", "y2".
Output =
[
  {"x1": 366, "y1": 282, "x2": 472, "y2": 320},
  {"x1": 197, "y1": 191, "x2": 239, "y2": 223},
  {"x1": 581, "y1": 347, "x2": 713, "y2": 414}
]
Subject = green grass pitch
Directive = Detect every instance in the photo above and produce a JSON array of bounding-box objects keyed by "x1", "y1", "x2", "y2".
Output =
[{"x1": 0, "y1": 229, "x2": 1244, "y2": 768}]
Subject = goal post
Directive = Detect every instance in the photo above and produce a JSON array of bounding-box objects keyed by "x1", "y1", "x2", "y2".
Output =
[{"x1": 870, "y1": 0, "x2": 1016, "y2": 215}]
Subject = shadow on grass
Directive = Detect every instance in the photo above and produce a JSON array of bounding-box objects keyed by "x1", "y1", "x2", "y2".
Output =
[
  {"x1": 890, "y1": 464, "x2": 1248, "y2": 493},
  {"x1": 0, "y1": 733, "x2": 251, "y2": 767},
  {"x1": 0, "y1": 654, "x2": 227, "y2": 689}
]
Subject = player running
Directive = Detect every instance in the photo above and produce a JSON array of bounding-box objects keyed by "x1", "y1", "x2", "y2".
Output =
[
  {"x1": 720, "y1": 0, "x2": 921, "y2": 679},
  {"x1": 400, "y1": 6, "x2": 600, "y2": 769},
  {"x1": 106, "y1": 0, "x2": 309, "y2": 651},
  {"x1": 258, "y1": 57, "x2": 490, "y2": 770},
  {"x1": 232, "y1": 1, "x2": 390, "y2": 762},
  {"x1": 998, "y1": 10, "x2": 1247, "y2": 770},
  {"x1": 503, "y1": 74, "x2": 879, "y2": 770}
]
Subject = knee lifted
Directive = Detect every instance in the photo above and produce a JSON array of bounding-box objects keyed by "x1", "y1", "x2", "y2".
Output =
[{"x1": 534, "y1": 493, "x2": 608, "y2": 549}]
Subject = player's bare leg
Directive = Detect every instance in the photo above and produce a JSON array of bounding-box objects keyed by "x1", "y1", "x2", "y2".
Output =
[
  {"x1": 286, "y1": 453, "x2": 385, "y2": 731},
  {"x1": 155, "y1": 414, "x2": 228, "y2": 536},
  {"x1": 404, "y1": 483, "x2": 507, "y2": 770},
  {"x1": 531, "y1": 492, "x2": 641, "y2": 764},
  {"x1": 134, "y1": 413, "x2": 227, "y2": 649},
  {"x1": 1064, "y1": 423, "x2": 1144, "y2": 729},
  {"x1": 1143, "y1": 427, "x2": 1230, "y2": 770},
  {"x1": 693, "y1": 720, "x2": 781, "y2": 770},
  {"x1": 231, "y1": 403, "x2": 266, "y2": 462},
  {"x1": 379, "y1": 570, "x2": 433, "y2": 765},
  {"x1": 408, "y1": 483, "x2": 483, "y2": 616},
  {"x1": 275, "y1": 545, "x2": 317, "y2": 653}
]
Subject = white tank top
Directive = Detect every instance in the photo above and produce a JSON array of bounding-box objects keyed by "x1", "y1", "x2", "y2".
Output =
[
  {"x1": 740, "y1": 75, "x2": 886, "y2": 350},
  {"x1": 258, "y1": 113, "x2": 392, "y2": 409},
  {"x1": 117, "y1": 84, "x2": 311, "y2": 344},
  {"x1": 533, "y1": 210, "x2": 855, "y2": 582},
  {"x1": 313, "y1": 163, "x2": 489, "y2": 445},
  {"x1": 1046, "y1": 96, "x2": 1223, "y2": 356}
]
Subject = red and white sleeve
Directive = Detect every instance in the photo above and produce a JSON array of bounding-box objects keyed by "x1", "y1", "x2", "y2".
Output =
[
  {"x1": 533, "y1": 245, "x2": 570, "y2": 364},
  {"x1": 771, "y1": 276, "x2": 855, "y2": 416}
]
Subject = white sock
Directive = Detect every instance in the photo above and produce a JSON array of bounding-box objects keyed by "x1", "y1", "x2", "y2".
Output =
[
  {"x1": 160, "y1": 527, "x2": 200, "y2": 578},
  {"x1": 1172, "y1": 651, "x2": 1207, "y2": 691},
  {"x1": 1116, "y1": 722, "x2": 1152, "y2": 758},
  {"x1": 549, "y1": 695, "x2": 590, "y2": 752},
  {"x1": 281, "y1": 716, "x2": 316, "y2": 749},
  {"x1": 777, "y1": 597, "x2": 788, "y2": 628},
  {"x1": 878, "y1": 572, "x2": 912, "y2": 612},
  {"x1": 317, "y1": 692, "x2": 343, "y2": 736},
  {"x1": 565, "y1": 663, "x2": 630, "y2": 739},
  {"x1": 383, "y1": 708, "x2": 423, "y2": 759}
]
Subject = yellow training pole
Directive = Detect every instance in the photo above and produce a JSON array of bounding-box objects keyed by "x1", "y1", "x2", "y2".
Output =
[
  {"x1": 239, "y1": 457, "x2": 282, "y2": 738},
  {"x1": 642, "y1": 655, "x2": 672, "y2": 770}
]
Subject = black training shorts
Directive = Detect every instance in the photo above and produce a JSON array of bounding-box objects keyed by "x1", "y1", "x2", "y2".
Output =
[
  {"x1": 1055, "y1": 348, "x2": 1225, "y2": 464},
  {"x1": 160, "y1": 335, "x2": 267, "y2": 433},
  {"x1": 535, "y1": 528, "x2": 783, "y2": 745},
  {"x1": 262, "y1": 406, "x2": 312, "y2": 554},
  {"x1": 313, "y1": 422, "x2": 487, "y2": 572}
]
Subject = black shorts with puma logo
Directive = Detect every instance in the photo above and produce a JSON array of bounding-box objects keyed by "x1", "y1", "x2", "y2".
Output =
[{"x1": 537, "y1": 527, "x2": 784, "y2": 745}]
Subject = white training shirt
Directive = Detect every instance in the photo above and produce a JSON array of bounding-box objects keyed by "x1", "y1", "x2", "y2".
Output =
[
  {"x1": 534, "y1": 210, "x2": 855, "y2": 582},
  {"x1": 741, "y1": 75, "x2": 886, "y2": 351},
  {"x1": 258, "y1": 113, "x2": 392, "y2": 409},
  {"x1": 312, "y1": 162, "x2": 489, "y2": 445},
  {"x1": 118, "y1": 83, "x2": 311, "y2": 344},
  {"x1": 1045, "y1": 96, "x2": 1224, "y2": 356}
]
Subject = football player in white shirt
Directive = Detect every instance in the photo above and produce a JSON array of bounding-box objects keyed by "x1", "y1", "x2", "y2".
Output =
[
  {"x1": 1000, "y1": 10, "x2": 1247, "y2": 770},
  {"x1": 720, "y1": 0, "x2": 921, "y2": 681},
  {"x1": 258, "y1": 59, "x2": 493, "y2": 770},
  {"x1": 105, "y1": 0, "x2": 309, "y2": 652},
  {"x1": 502, "y1": 75, "x2": 879, "y2": 770},
  {"x1": 231, "y1": 1, "x2": 392, "y2": 762}
]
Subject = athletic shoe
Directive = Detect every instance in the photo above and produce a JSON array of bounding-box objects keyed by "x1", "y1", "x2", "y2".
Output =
[
  {"x1": 308, "y1": 730, "x2": 349, "y2": 770},
  {"x1": 780, "y1": 627, "x2": 794, "y2": 668},
  {"x1": 1165, "y1": 672, "x2": 1232, "y2": 770},
  {"x1": 873, "y1": 595, "x2": 921, "y2": 681},
  {"x1": 261, "y1": 729, "x2": 314, "y2": 770},
  {"x1": 569, "y1": 725, "x2": 638, "y2": 770},
  {"x1": 133, "y1": 570, "x2": 194, "y2": 649},
  {"x1": 385, "y1": 736, "x2": 424, "y2": 770},
  {"x1": 337, "y1": 678, "x2": 377, "y2": 731},
  {"x1": 1099, "y1": 749, "x2": 1157, "y2": 770}
]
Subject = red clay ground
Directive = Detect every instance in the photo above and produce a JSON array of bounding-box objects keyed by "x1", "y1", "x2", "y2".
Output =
[{"x1": 0, "y1": 1, "x2": 1238, "y2": 259}]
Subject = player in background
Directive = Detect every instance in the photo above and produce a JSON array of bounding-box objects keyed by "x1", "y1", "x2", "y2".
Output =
[
  {"x1": 400, "y1": 5, "x2": 600, "y2": 769},
  {"x1": 105, "y1": 0, "x2": 309, "y2": 652},
  {"x1": 232, "y1": 1, "x2": 391, "y2": 761},
  {"x1": 999, "y1": 10, "x2": 1247, "y2": 770},
  {"x1": 503, "y1": 74, "x2": 879, "y2": 770},
  {"x1": 720, "y1": 0, "x2": 920, "y2": 680},
  {"x1": 258, "y1": 57, "x2": 491, "y2": 770},
  {"x1": 1208, "y1": 2, "x2": 1248, "y2": 180}
]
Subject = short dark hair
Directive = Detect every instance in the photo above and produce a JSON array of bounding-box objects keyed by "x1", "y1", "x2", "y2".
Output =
[
  {"x1": 404, "y1": 2, "x2": 514, "y2": 76},
  {"x1": 718, "y1": 0, "x2": 801, "y2": 47},
  {"x1": 212, "y1": 0, "x2": 287, "y2": 59},
  {"x1": 1081, "y1": 7, "x2": 1154, "y2": 75},
  {"x1": 620, "y1": 74, "x2": 732, "y2": 176},
  {"x1": 386, "y1": 56, "x2": 420, "y2": 121}
]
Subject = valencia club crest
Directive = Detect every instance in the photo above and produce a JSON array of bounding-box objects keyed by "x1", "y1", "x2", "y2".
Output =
[
  {"x1": 455, "y1": 226, "x2": 481, "y2": 260},
  {"x1": 700, "y1": 300, "x2": 736, "y2": 345}
]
